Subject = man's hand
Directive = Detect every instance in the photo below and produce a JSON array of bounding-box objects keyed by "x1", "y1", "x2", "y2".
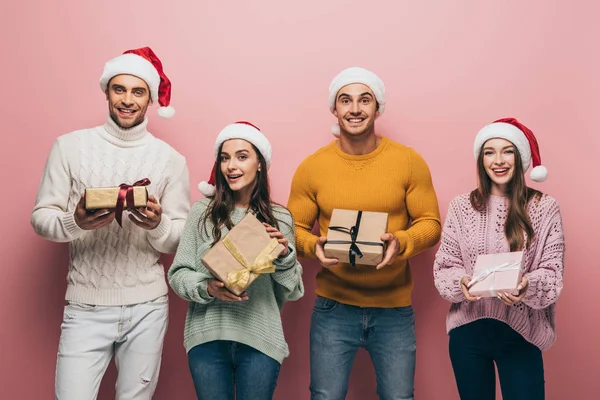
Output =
[
  {"x1": 74, "y1": 193, "x2": 115, "y2": 230},
  {"x1": 128, "y1": 195, "x2": 162, "y2": 230},
  {"x1": 375, "y1": 233, "x2": 401, "y2": 270},
  {"x1": 315, "y1": 236, "x2": 339, "y2": 267}
]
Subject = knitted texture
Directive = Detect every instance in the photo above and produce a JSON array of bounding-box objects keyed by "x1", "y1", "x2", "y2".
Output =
[
  {"x1": 168, "y1": 199, "x2": 304, "y2": 364},
  {"x1": 287, "y1": 137, "x2": 441, "y2": 308},
  {"x1": 31, "y1": 116, "x2": 190, "y2": 305},
  {"x1": 434, "y1": 193, "x2": 565, "y2": 350}
]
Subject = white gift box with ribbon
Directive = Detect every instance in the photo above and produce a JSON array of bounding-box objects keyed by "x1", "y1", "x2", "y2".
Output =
[{"x1": 467, "y1": 251, "x2": 525, "y2": 297}]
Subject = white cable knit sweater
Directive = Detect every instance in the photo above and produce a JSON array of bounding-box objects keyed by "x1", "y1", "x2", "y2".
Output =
[{"x1": 31, "y1": 116, "x2": 191, "y2": 305}]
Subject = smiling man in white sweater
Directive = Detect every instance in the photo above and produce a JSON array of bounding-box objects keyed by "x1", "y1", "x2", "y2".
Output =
[{"x1": 30, "y1": 47, "x2": 190, "y2": 400}]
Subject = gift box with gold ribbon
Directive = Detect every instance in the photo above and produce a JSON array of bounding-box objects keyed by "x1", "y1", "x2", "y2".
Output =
[{"x1": 201, "y1": 213, "x2": 285, "y2": 295}]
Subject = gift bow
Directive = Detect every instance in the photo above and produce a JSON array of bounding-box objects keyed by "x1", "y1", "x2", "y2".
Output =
[
  {"x1": 223, "y1": 236, "x2": 279, "y2": 290},
  {"x1": 327, "y1": 210, "x2": 384, "y2": 267},
  {"x1": 467, "y1": 259, "x2": 522, "y2": 296},
  {"x1": 115, "y1": 178, "x2": 151, "y2": 227}
]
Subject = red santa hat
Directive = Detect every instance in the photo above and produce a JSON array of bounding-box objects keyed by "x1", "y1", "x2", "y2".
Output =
[
  {"x1": 198, "y1": 121, "x2": 272, "y2": 197},
  {"x1": 474, "y1": 117, "x2": 548, "y2": 182},
  {"x1": 99, "y1": 47, "x2": 175, "y2": 119}
]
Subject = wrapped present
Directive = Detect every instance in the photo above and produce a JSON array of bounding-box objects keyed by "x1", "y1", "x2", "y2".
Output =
[
  {"x1": 468, "y1": 251, "x2": 525, "y2": 297},
  {"x1": 324, "y1": 209, "x2": 388, "y2": 267},
  {"x1": 84, "y1": 178, "x2": 150, "y2": 227},
  {"x1": 201, "y1": 212, "x2": 286, "y2": 295}
]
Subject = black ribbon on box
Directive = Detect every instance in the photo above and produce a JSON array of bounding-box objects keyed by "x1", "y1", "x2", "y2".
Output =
[{"x1": 327, "y1": 211, "x2": 384, "y2": 267}]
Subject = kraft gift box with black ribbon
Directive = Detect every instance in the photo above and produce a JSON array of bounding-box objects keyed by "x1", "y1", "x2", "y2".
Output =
[
  {"x1": 467, "y1": 251, "x2": 525, "y2": 297},
  {"x1": 324, "y1": 209, "x2": 388, "y2": 267},
  {"x1": 202, "y1": 213, "x2": 286, "y2": 295}
]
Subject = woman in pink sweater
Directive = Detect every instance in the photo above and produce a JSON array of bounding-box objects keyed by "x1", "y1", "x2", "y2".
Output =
[{"x1": 434, "y1": 118, "x2": 565, "y2": 400}]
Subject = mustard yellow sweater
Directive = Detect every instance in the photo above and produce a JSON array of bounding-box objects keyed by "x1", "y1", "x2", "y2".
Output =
[{"x1": 287, "y1": 137, "x2": 441, "y2": 307}]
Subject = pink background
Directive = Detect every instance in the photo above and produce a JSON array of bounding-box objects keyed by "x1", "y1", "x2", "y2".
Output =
[{"x1": 1, "y1": 1, "x2": 598, "y2": 399}]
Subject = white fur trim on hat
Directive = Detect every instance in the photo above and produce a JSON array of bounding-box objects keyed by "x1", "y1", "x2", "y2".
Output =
[
  {"x1": 214, "y1": 123, "x2": 272, "y2": 167},
  {"x1": 99, "y1": 53, "x2": 160, "y2": 104},
  {"x1": 529, "y1": 165, "x2": 548, "y2": 182},
  {"x1": 473, "y1": 122, "x2": 532, "y2": 171},
  {"x1": 198, "y1": 181, "x2": 216, "y2": 197}
]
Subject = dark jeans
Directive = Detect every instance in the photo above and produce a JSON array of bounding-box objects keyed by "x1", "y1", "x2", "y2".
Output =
[
  {"x1": 449, "y1": 318, "x2": 545, "y2": 400},
  {"x1": 188, "y1": 340, "x2": 280, "y2": 400}
]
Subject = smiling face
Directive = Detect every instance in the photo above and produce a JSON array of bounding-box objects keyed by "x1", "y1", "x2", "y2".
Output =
[
  {"x1": 481, "y1": 138, "x2": 517, "y2": 195},
  {"x1": 333, "y1": 83, "x2": 379, "y2": 137},
  {"x1": 219, "y1": 139, "x2": 261, "y2": 199},
  {"x1": 106, "y1": 74, "x2": 152, "y2": 129}
]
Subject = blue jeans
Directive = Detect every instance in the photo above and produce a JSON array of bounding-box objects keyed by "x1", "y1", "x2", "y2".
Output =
[
  {"x1": 188, "y1": 340, "x2": 281, "y2": 400},
  {"x1": 449, "y1": 318, "x2": 545, "y2": 400},
  {"x1": 310, "y1": 296, "x2": 416, "y2": 400}
]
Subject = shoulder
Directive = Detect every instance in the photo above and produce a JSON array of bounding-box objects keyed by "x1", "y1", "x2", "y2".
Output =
[
  {"x1": 295, "y1": 142, "x2": 337, "y2": 170},
  {"x1": 148, "y1": 136, "x2": 187, "y2": 166},
  {"x1": 272, "y1": 204, "x2": 293, "y2": 223},
  {"x1": 529, "y1": 193, "x2": 561, "y2": 218},
  {"x1": 447, "y1": 193, "x2": 473, "y2": 213},
  {"x1": 190, "y1": 198, "x2": 212, "y2": 219}
]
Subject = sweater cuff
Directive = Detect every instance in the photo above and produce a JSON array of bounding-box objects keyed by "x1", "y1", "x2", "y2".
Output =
[
  {"x1": 274, "y1": 247, "x2": 297, "y2": 271},
  {"x1": 62, "y1": 212, "x2": 85, "y2": 239},
  {"x1": 524, "y1": 272, "x2": 540, "y2": 300},
  {"x1": 148, "y1": 214, "x2": 172, "y2": 239},
  {"x1": 197, "y1": 280, "x2": 215, "y2": 303}
]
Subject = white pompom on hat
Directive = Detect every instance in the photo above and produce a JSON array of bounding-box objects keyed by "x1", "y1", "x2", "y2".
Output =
[
  {"x1": 198, "y1": 121, "x2": 272, "y2": 197},
  {"x1": 474, "y1": 117, "x2": 548, "y2": 182},
  {"x1": 99, "y1": 47, "x2": 175, "y2": 119},
  {"x1": 328, "y1": 67, "x2": 385, "y2": 136}
]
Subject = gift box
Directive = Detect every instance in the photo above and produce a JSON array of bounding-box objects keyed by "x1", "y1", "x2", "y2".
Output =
[
  {"x1": 468, "y1": 251, "x2": 525, "y2": 297},
  {"x1": 324, "y1": 209, "x2": 388, "y2": 267},
  {"x1": 201, "y1": 213, "x2": 286, "y2": 295},
  {"x1": 85, "y1": 186, "x2": 148, "y2": 210}
]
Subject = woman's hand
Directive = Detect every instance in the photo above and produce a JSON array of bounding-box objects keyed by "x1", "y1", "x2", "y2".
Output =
[
  {"x1": 263, "y1": 223, "x2": 289, "y2": 256},
  {"x1": 461, "y1": 276, "x2": 481, "y2": 302},
  {"x1": 497, "y1": 277, "x2": 529, "y2": 306},
  {"x1": 207, "y1": 279, "x2": 248, "y2": 301}
]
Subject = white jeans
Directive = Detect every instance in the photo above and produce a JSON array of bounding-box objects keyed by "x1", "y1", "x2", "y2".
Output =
[{"x1": 55, "y1": 296, "x2": 169, "y2": 400}]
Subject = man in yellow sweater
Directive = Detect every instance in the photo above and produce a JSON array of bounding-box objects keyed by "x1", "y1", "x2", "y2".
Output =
[{"x1": 287, "y1": 67, "x2": 441, "y2": 400}]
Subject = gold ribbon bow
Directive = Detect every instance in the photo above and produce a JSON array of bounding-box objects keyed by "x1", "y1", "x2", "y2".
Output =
[{"x1": 224, "y1": 237, "x2": 279, "y2": 290}]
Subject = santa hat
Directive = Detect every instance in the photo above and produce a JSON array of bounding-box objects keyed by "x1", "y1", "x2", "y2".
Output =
[
  {"x1": 474, "y1": 117, "x2": 548, "y2": 182},
  {"x1": 198, "y1": 121, "x2": 272, "y2": 197},
  {"x1": 99, "y1": 47, "x2": 175, "y2": 119},
  {"x1": 328, "y1": 67, "x2": 386, "y2": 136}
]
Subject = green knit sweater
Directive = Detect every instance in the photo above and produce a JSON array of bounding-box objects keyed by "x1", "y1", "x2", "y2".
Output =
[{"x1": 168, "y1": 198, "x2": 304, "y2": 363}]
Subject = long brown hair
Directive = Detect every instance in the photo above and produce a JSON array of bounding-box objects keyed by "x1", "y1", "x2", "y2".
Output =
[
  {"x1": 201, "y1": 142, "x2": 284, "y2": 245},
  {"x1": 469, "y1": 143, "x2": 542, "y2": 251}
]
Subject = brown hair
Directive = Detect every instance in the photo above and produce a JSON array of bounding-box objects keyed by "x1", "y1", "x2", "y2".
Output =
[
  {"x1": 201, "y1": 142, "x2": 289, "y2": 245},
  {"x1": 469, "y1": 144, "x2": 542, "y2": 251}
]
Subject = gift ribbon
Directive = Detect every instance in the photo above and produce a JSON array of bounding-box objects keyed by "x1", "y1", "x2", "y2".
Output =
[
  {"x1": 467, "y1": 259, "x2": 522, "y2": 296},
  {"x1": 115, "y1": 178, "x2": 151, "y2": 227},
  {"x1": 327, "y1": 210, "x2": 384, "y2": 267},
  {"x1": 223, "y1": 236, "x2": 279, "y2": 290}
]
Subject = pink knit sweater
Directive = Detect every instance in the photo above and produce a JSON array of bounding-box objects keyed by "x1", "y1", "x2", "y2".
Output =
[{"x1": 434, "y1": 193, "x2": 565, "y2": 350}]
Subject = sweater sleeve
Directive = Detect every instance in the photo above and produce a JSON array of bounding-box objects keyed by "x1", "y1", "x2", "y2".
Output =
[
  {"x1": 147, "y1": 155, "x2": 191, "y2": 254},
  {"x1": 433, "y1": 199, "x2": 468, "y2": 303},
  {"x1": 393, "y1": 149, "x2": 442, "y2": 260},
  {"x1": 271, "y1": 207, "x2": 304, "y2": 302},
  {"x1": 522, "y1": 201, "x2": 565, "y2": 309},
  {"x1": 30, "y1": 138, "x2": 86, "y2": 242},
  {"x1": 167, "y1": 201, "x2": 215, "y2": 304},
  {"x1": 286, "y1": 159, "x2": 319, "y2": 259}
]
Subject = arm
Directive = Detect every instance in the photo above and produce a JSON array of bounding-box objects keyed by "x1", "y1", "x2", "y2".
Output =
[
  {"x1": 394, "y1": 149, "x2": 442, "y2": 260},
  {"x1": 30, "y1": 138, "x2": 85, "y2": 243},
  {"x1": 167, "y1": 201, "x2": 215, "y2": 304},
  {"x1": 271, "y1": 208, "x2": 304, "y2": 302},
  {"x1": 147, "y1": 156, "x2": 191, "y2": 254},
  {"x1": 286, "y1": 160, "x2": 319, "y2": 259},
  {"x1": 521, "y1": 203, "x2": 565, "y2": 309},
  {"x1": 433, "y1": 200, "x2": 468, "y2": 303}
]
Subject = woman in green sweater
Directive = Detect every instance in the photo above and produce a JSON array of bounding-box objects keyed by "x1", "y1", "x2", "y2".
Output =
[{"x1": 168, "y1": 121, "x2": 304, "y2": 400}]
